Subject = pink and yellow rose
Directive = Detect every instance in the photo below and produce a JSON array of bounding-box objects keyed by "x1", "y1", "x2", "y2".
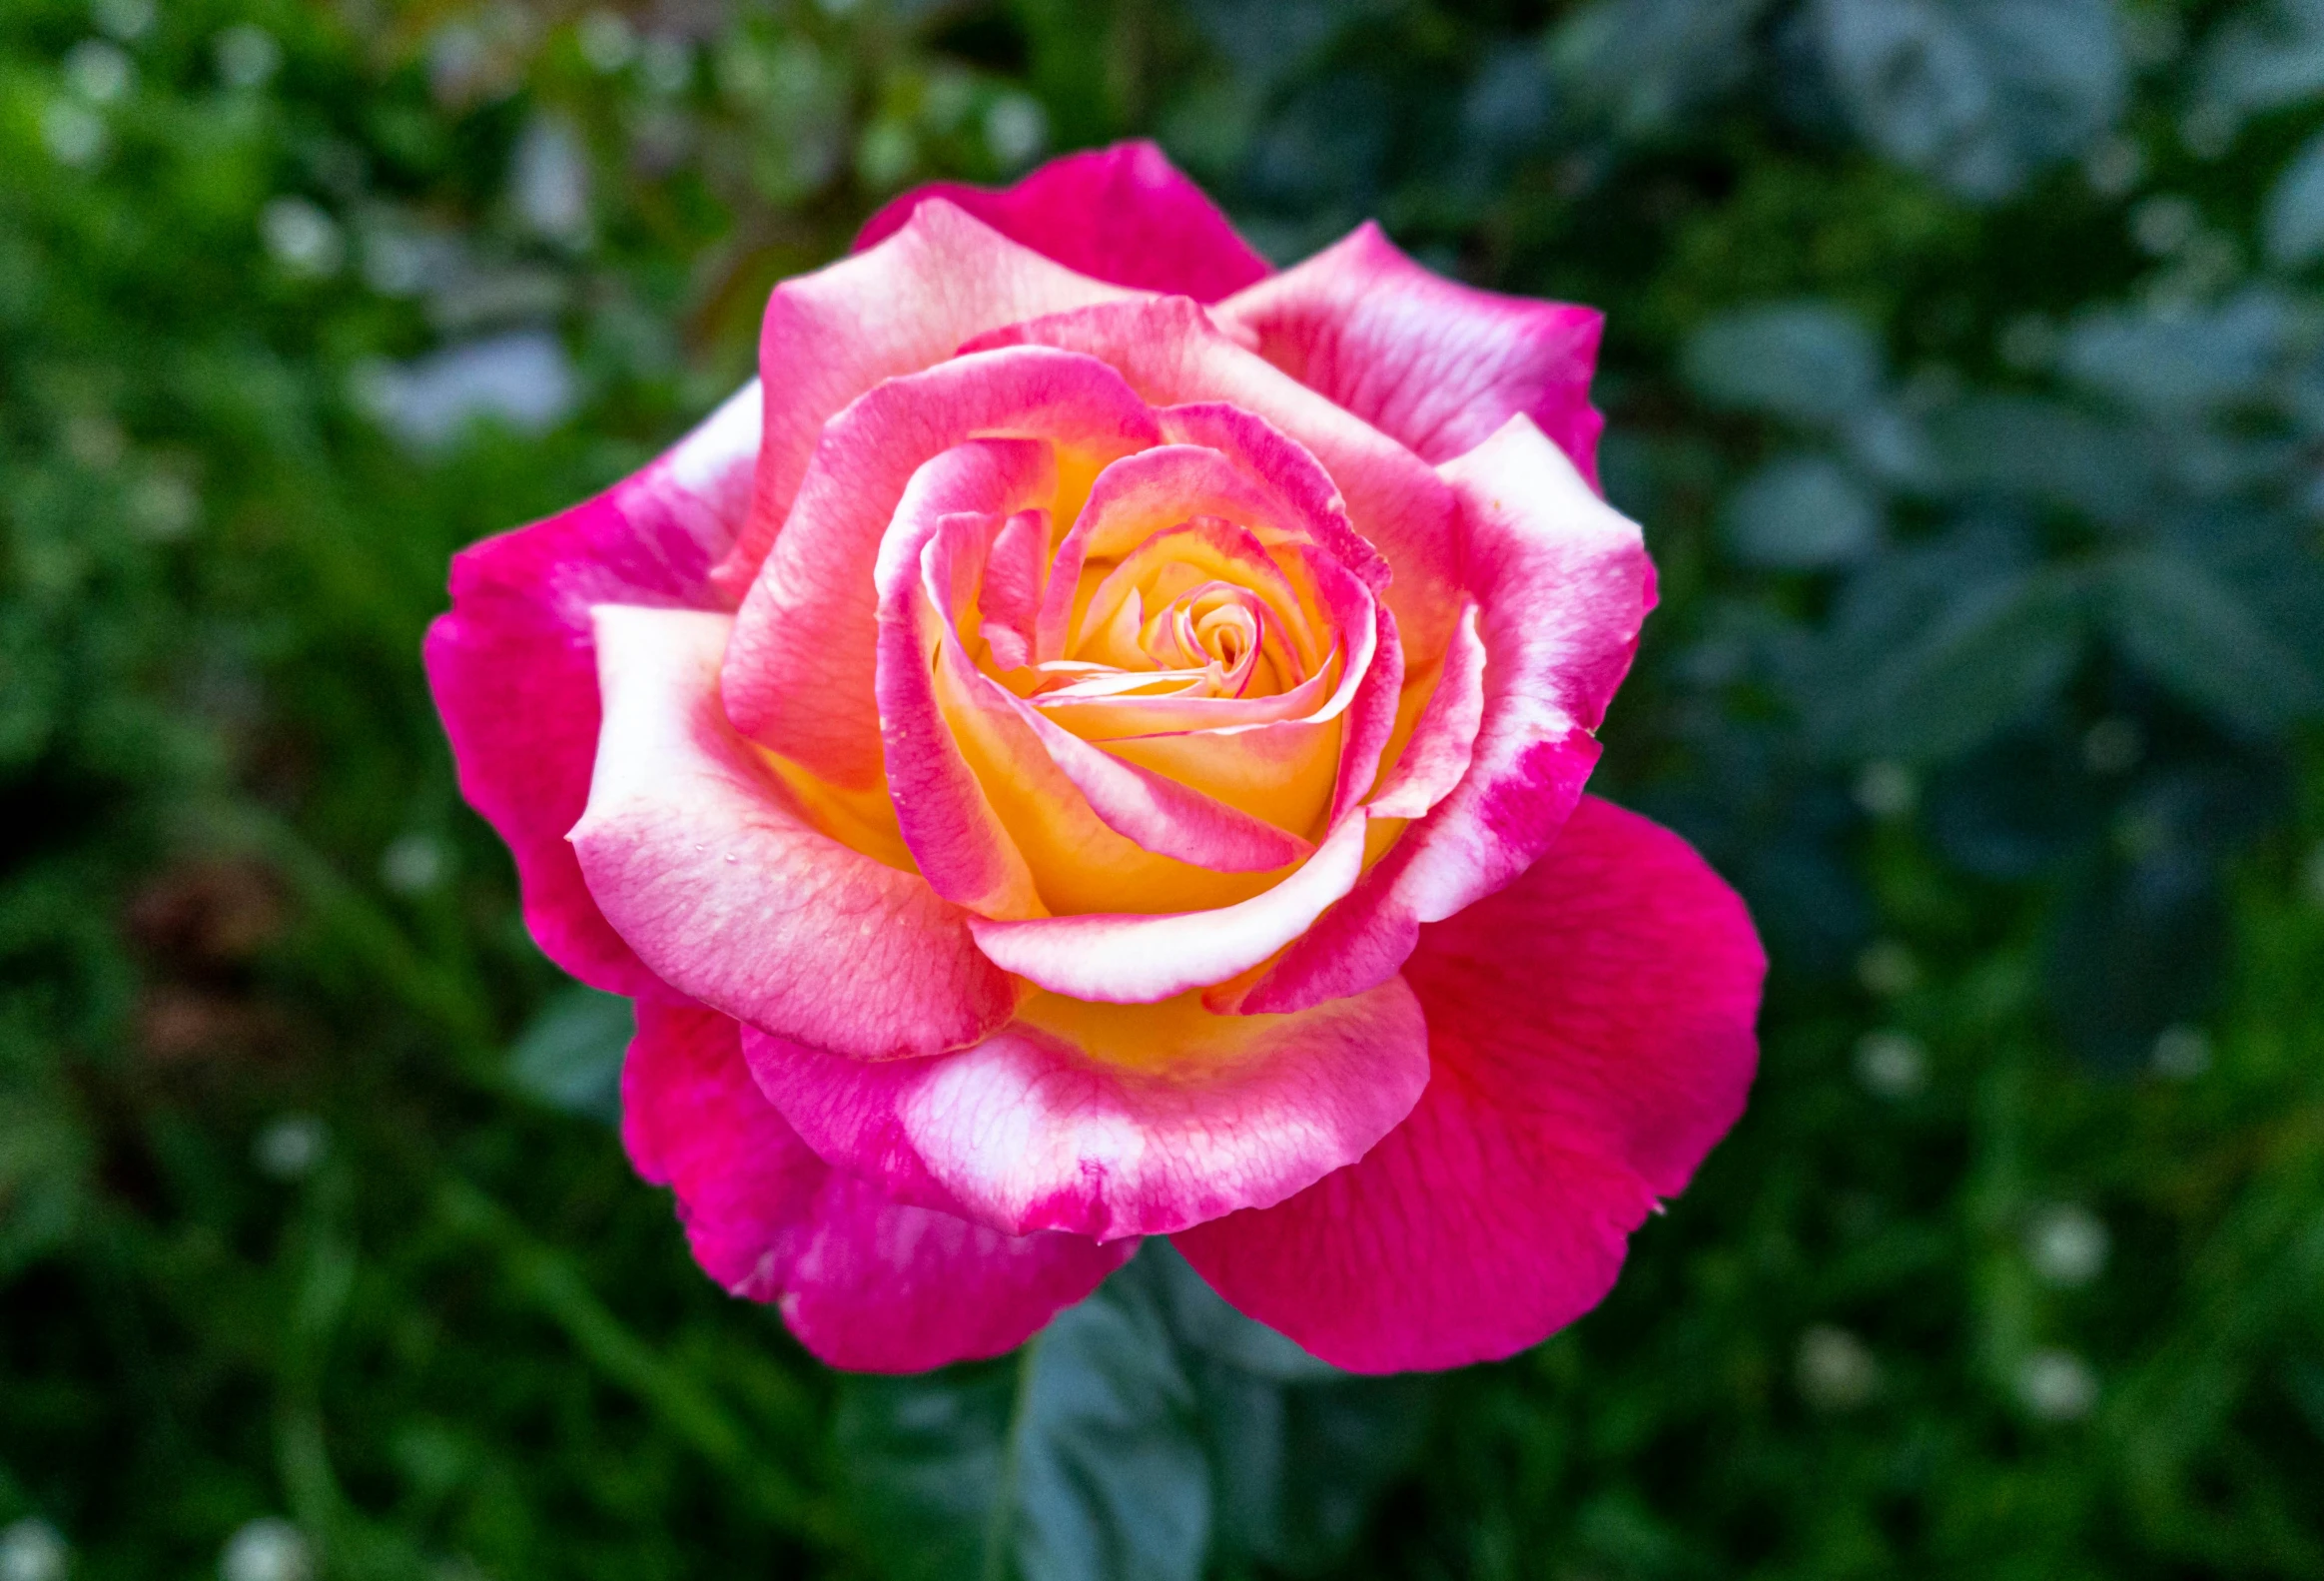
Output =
[{"x1": 425, "y1": 143, "x2": 1764, "y2": 1373}]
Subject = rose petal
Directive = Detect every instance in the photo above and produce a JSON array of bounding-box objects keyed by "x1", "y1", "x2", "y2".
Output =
[
  {"x1": 422, "y1": 382, "x2": 761, "y2": 997},
  {"x1": 854, "y1": 140, "x2": 1271, "y2": 303},
  {"x1": 1173, "y1": 797, "x2": 1764, "y2": 1372},
  {"x1": 1365, "y1": 600, "x2": 1486, "y2": 821},
  {"x1": 966, "y1": 298, "x2": 1464, "y2": 668},
  {"x1": 571, "y1": 605, "x2": 1019, "y2": 1060},
  {"x1": 719, "y1": 200, "x2": 1140, "y2": 600},
  {"x1": 1237, "y1": 414, "x2": 1654, "y2": 1015},
  {"x1": 743, "y1": 972, "x2": 1429, "y2": 1240},
  {"x1": 725, "y1": 346, "x2": 1162, "y2": 788},
  {"x1": 1217, "y1": 221, "x2": 1606, "y2": 481},
  {"x1": 995, "y1": 675, "x2": 1318, "y2": 873},
  {"x1": 968, "y1": 813, "x2": 1369, "y2": 1004},
  {"x1": 624, "y1": 999, "x2": 1130, "y2": 1371},
  {"x1": 876, "y1": 441, "x2": 1057, "y2": 920}
]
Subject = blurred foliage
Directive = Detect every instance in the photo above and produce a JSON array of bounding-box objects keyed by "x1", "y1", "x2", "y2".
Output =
[{"x1": 3, "y1": 0, "x2": 2324, "y2": 1576}]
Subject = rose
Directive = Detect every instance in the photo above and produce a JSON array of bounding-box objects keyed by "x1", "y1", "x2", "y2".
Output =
[{"x1": 426, "y1": 143, "x2": 1764, "y2": 1373}]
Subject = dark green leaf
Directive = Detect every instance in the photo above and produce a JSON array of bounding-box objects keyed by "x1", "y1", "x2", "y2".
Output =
[
  {"x1": 2102, "y1": 548, "x2": 2324, "y2": 731},
  {"x1": 505, "y1": 985, "x2": 630, "y2": 1126},
  {"x1": 837, "y1": 1247, "x2": 1425, "y2": 1581},
  {"x1": 2265, "y1": 126, "x2": 2324, "y2": 270},
  {"x1": 2060, "y1": 293, "x2": 2295, "y2": 415},
  {"x1": 1813, "y1": 0, "x2": 2124, "y2": 200},
  {"x1": 1812, "y1": 546, "x2": 2086, "y2": 760},
  {"x1": 1722, "y1": 453, "x2": 1885, "y2": 567},
  {"x1": 1682, "y1": 303, "x2": 1883, "y2": 426},
  {"x1": 1548, "y1": 0, "x2": 1774, "y2": 140},
  {"x1": 1926, "y1": 395, "x2": 2154, "y2": 526},
  {"x1": 839, "y1": 1258, "x2": 1209, "y2": 1581}
]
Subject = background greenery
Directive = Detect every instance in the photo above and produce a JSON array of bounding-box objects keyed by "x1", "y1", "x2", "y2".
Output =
[{"x1": 5, "y1": 0, "x2": 2324, "y2": 1575}]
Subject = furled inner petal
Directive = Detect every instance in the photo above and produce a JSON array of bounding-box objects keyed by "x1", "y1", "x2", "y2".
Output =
[{"x1": 871, "y1": 404, "x2": 1410, "y2": 917}]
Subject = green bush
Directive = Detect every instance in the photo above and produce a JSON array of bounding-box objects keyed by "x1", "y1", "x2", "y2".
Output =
[{"x1": 3, "y1": 0, "x2": 2322, "y2": 1576}]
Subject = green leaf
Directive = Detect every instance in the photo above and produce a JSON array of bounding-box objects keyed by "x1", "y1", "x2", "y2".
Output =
[
  {"x1": 2266, "y1": 126, "x2": 2324, "y2": 271},
  {"x1": 836, "y1": 1246, "x2": 1425, "y2": 1581},
  {"x1": 1721, "y1": 453, "x2": 1885, "y2": 568},
  {"x1": 1547, "y1": 0, "x2": 1773, "y2": 141},
  {"x1": 1926, "y1": 395, "x2": 2154, "y2": 526},
  {"x1": 838, "y1": 1259, "x2": 1207, "y2": 1581},
  {"x1": 1813, "y1": 0, "x2": 2125, "y2": 201},
  {"x1": 505, "y1": 985, "x2": 630, "y2": 1126},
  {"x1": 1682, "y1": 303, "x2": 1883, "y2": 426},
  {"x1": 2059, "y1": 293, "x2": 2294, "y2": 415},
  {"x1": 1812, "y1": 547, "x2": 2087, "y2": 761},
  {"x1": 2102, "y1": 548, "x2": 2324, "y2": 731}
]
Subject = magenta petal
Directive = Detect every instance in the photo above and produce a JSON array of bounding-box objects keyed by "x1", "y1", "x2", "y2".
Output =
[
  {"x1": 571, "y1": 605, "x2": 1018, "y2": 1061},
  {"x1": 744, "y1": 969, "x2": 1429, "y2": 1240},
  {"x1": 854, "y1": 140, "x2": 1271, "y2": 303},
  {"x1": 422, "y1": 383, "x2": 761, "y2": 997},
  {"x1": 965, "y1": 298, "x2": 1466, "y2": 669},
  {"x1": 724, "y1": 200, "x2": 1139, "y2": 600},
  {"x1": 1239, "y1": 414, "x2": 1655, "y2": 1015},
  {"x1": 623, "y1": 999, "x2": 1130, "y2": 1372},
  {"x1": 1173, "y1": 797, "x2": 1765, "y2": 1373},
  {"x1": 724, "y1": 346, "x2": 1162, "y2": 788},
  {"x1": 1217, "y1": 222, "x2": 1607, "y2": 482},
  {"x1": 876, "y1": 441, "x2": 1055, "y2": 920}
]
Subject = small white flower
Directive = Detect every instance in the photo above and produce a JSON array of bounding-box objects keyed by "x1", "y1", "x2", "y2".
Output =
[
  {"x1": 220, "y1": 1519, "x2": 312, "y2": 1581},
  {"x1": 511, "y1": 115, "x2": 591, "y2": 245},
  {"x1": 2024, "y1": 1204, "x2": 2109, "y2": 1288},
  {"x1": 1797, "y1": 1325, "x2": 1880, "y2": 1411},
  {"x1": 130, "y1": 472, "x2": 200, "y2": 541},
  {"x1": 262, "y1": 199, "x2": 345, "y2": 279},
  {"x1": 65, "y1": 40, "x2": 132, "y2": 103},
  {"x1": 1854, "y1": 1030, "x2": 1928, "y2": 1100},
  {"x1": 0, "y1": 1519, "x2": 69, "y2": 1581},
  {"x1": 254, "y1": 1116, "x2": 330, "y2": 1182},
  {"x1": 90, "y1": 0, "x2": 154, "y2": 42},
  {"x1": 638, "y1": 35, "x2": 694, "y2": 97},
  {"x1": 382, "y1": 833, "x2": 452, "y2": 896},
  {"x1": 2017, "y1": 1349, "x2": 2098, "y2": 1421},
  {"x1": 575, "y1": 11, "x2": 637, "y2": 75},
  {"x1": 215, "y1": 25, "x2": 283, "y2": 91},
  {"x1": 2151, "y1": 1025, "x2": 2211, "y2": 1080},
  {"x1": 1851, "y1": 760, "x2": 1918, "y2": 819},
  {"x1": 42, "y1": 100, "x2": 107, "y2": 168},
  {"x1": 984, "y1": 94, "x2": 1048, "y2": 169}
]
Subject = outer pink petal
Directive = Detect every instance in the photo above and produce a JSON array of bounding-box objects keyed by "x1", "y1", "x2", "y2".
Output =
[
  {"x1": 1238, "y1": 414, "x2": 1655, "y2": 1015},
  {"x1": 570, "y1": 605, "x2": 1018, "y2": 1060},
  {"x1": 422, "y1": 383, "x2": 761, "y2": 997},
  {"x1": 724, "y1": 347, "x2": 1162, "y2": 787},
  {"x1": 742, "y1": 972, "x2": 1429, "y2": 1240},
  {"x1": 969, "y1": 813, "x2": 1369, "y2": 1004},
  {"x1": 622, "y1": 999, "x2": 1130, "y2": 1372},
  {"x1": 1216, "y1": 222, "x2": 1607, "y2": 482},
  {"x1": 966, "y1": 298, "x2": 1464, "y2": 667},
  {"x1": 1173, "y1": 797, "x2": 1765, "y2": 1373},
  {"x1": 723, "y1": 200, "x2": 1140, "y2": 600},
  {"x1": 853, "y1": 141, "x2": 1271, "y2": 304}
]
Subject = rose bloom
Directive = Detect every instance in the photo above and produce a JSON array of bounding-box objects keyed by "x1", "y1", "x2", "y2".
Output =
[{"x1": 426, "y1": 144, "x2": 1763, "y2": 1373}]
